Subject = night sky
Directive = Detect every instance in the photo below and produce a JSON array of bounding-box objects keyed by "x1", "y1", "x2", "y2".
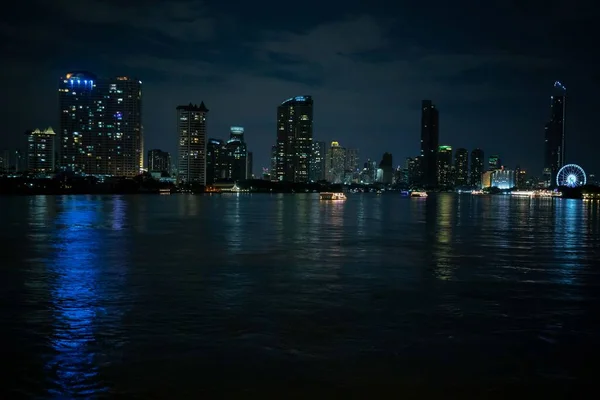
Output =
[{"x1": 2, "y1": 0, "x2": 598, "y2": 176}]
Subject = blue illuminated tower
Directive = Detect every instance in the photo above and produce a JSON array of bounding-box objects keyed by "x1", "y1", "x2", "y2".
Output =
[{"x1": 58, "y1": 72, "x2": 142, "y2": 176}]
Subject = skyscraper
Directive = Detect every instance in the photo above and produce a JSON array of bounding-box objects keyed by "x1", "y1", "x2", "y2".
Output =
[
  {"x1": 177, "y1": 102, "x2": 208, "y2": 184},
  {"x1": 378, "y1": 152, "x2": 393, "y2": 184},
  {"x1": 326, "y1": 141, "x2": 345, "y2": 183},
  {"x1": 58, "y1": 72, "x2": 142, "y2": 176},
  {"x1": 246, "y1": 152, "x2": 253, "y2": 179},
  {"x1": 309, "y1": 140, "x2": 326, "y2": 182},
  {"x1": 206, "y1": 138, "x2": 225, "y2": 184},
  {"x1": 454, "y1": 148, "x2": 469, "y2": 186},
  {"x1": 420, "y1": 100, "x2": 439, "y2": 188},
  {"x1": 544, "y1": 81, "x2": 566, "y2": 187},
  {"x1": 26, "y1": 127, "x2": 56, "y2": 174},
  {"x1": 344, "y1": 148, "x2": 359, "y2": 184},
  {"x1": 275, "y1": 95, "x2": 313, "y2": 182},
  {"x1": 224, "y1": 126, "x2": 247, "y2": 181},
  {"x1": 470, "y1": 148, "x2": 484, "y2": 187},
  {"x1": 147, "y1": 149, "x2": 171, "y2": 173},
  {"x1": 437, "y1": 145, "x2": 453, "y2": 187},
  {"x1": 270, "y1": 144, "x2": 277, "y2": 182}
]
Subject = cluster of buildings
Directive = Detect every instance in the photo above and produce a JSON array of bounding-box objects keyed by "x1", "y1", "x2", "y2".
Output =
[{"x1": 0, "y1": 74, "x2": 582, "y2": 191}]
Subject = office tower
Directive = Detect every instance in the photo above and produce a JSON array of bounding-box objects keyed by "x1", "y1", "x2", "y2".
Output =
[
  {"x1": 58, "y1": 72, "x2": 142, "y2": 176},
  {"x1": 247, "y1": 152, "x2": 253, "y2": 179},
  {"x1": 270, "y1": 144, "x2": 277, "y2": 182},
  {"x1": 437, "y1": 145, "x2": 453, "y2": 186},
  {"x1": 488, "y1": 154, "x2": 501, "y2": 170},
  {"x1": 26, "y1": 127, "x2": 56, "y2": 174},
  {"x1": 326, "y1": 141, "x2": 345, "y2": 183},
  {"x1": 224, "y1": 126, "x2": 247, "y2": 181},
  {"x1": 378, "y1": 152, "x2": 393, "y2": 184},
  {"x1": 147, "y1": 149, "x2": 171, "y2": 173},
  {"x1": 544, "y1": 81, "x2": 566, "y2": 187},
  {"x1": 206, "y1": 139, "x2": 225, "y2": 184},
  {"x1": 454, "y1": 148, "x2": 469, "y2": 186},
  {"x1": 406, "y1": 156, "x2": 421, "y2": 186},
  {"x1": 344, "y1": 148, "x2": 359, "y2": 184},
  {"x1": 275, "y1": 95, "x2": 313, "y2": 182},
  {"x1": 309, "y1": 140, "x2": 326, "y2": 182},
  {"x1": 420, "y1": 100, "x2": 439, "y2": 187},
  {"x1": 470, "y1": 148, "x2": 484, "y2": 187},
  {"x1": 177, "y1": 102, "x2": 208, "y2": 184}
]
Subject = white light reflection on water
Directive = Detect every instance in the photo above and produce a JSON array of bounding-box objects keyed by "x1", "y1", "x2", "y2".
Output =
[{"x1": 433, "y1": 194, "x2": 456, "y2": 281}]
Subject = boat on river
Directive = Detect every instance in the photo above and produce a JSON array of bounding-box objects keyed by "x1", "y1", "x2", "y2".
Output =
[
  {"x1": 410, "y1": 191, "x2": 428, "y2": 198},
  {"x1": 319, "y1": 192, "x2": 347, "y2": 201}
]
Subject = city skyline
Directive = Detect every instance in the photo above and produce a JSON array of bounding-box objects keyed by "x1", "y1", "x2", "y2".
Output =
[{"x1": 2, "y1": 0, "x2": 599, "y2": 176}]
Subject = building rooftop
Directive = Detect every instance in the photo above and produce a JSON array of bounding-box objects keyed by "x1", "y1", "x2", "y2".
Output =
[{"x1": 176, "y1": 101, "x2": 209, "y2": 112}]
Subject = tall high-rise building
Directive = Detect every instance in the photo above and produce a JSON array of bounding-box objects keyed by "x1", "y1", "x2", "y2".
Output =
[
  {"x1": 177, "y1": 102, "x2": 208, "y2": 184},
  {"x1": 544, "y1": 81, "x2": 566, "y2": 187},
  {"x1": 275, "y1": 95, "x2": 313, "y2": 182},
  {"x1": 147, "y1": 149, "x2": 171, "y2": 173},
  {"x1": 378, "y1": 152, "x2": 393, "y2": 184},
  {"x1": 326, "y1": 141, "x2": 345, "y2": 183},
  {"x1": 224, "y1": 126, "x2": 247, "y2": 181},
  {"x1": 58, "y1": 72, "x2": 142, "y2": 176},
  {"x1": 206, "y1": 138, "x2": 225, "y2": 184},
  {"x1": 515, "y1": 165, "x2": 527, "y2": 189},
  {"x1": 406, "y1": 156, "x2": 421, "y2": 186},
  {"x1": 246, "y1": 152, "x2": 253, "y2": 179},
  {"x1": 454, "y1": 148, "x2": 469, "y2": 186},
  {"x1": 420, "y1": 100, "x2": 439, "y2": 187},
  {"x1": 26, "y1": 127, "x2": 56, "y2": 174},
  {"x1": 309, "y1": 140, "x2": 326, "y2": 182},
  {"x1": 488, "y1": 154, "x2": 501, "y2": 170},
  {"x1": 470, "y1": 148, "x2": 484, "y2": 187},
  {"x1": 344, "y1": 148, "x2": 359, "y2": 184},
  {"x1": 437, "y1": 145, "x2": 453, "y2": 187}
]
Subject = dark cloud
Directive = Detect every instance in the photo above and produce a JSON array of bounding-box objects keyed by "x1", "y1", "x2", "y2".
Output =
[{"x1": 0, "y1": 0, "x2": 598, "y2": 176}]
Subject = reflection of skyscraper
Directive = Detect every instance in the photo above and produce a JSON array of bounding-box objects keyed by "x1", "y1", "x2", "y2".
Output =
[
  {"x1": 309, "y1": 140, "x2": 326, "y2": 181},
  {"x1": 454, "y1": 148, "x2": 469, "y2": 186},
  {"x1": 437, "y1": 145, "x2": 453, "y2": 186},
  {"x1": 177, "y1": 102, "x2": 208, "y2": 184},
  {"x1": 275, "y1": 95, "x2": 313, "y2": 182},
  {"x1": 58, "y1": 72, "x2": 142, "y2": 176},
  {"x1": 544, "y1": 81, "x2": 566, "y2": 187},
  {"x1": 470, "y1": 148, "x2": 484, "y2": 187},
  {"x1": 420, "y1": 100, "x2": 439, "y2": 187}
]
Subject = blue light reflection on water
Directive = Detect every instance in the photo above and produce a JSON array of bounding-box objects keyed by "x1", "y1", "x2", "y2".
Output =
[{"x1": 46, "y1": 196, "x2": 128, "y2": 398}]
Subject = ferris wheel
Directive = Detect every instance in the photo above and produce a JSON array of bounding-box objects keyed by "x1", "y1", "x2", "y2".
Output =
[{"x1": 556, "y1": 164, "x2": 586, "y2": 188}]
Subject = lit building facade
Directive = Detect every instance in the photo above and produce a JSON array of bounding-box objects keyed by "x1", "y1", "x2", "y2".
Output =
[
  {"x1": 275, "y1": 95, "x2": 313, "y2": 182},
  {"x1": 224, "y1": 126, "x2": 247, "y2": 181},
  {"x1": 454, "y1": 148, "x2": 469, "y2": 186},
  {"x1": 470, "y1": 148, "x2": 484, "y2": 187},
  {"x1": 177, "y1": 102, "x2": 208, "y2": 184},
  {"x1": 309, "y1": 140, "x2": 326, "y2": 182},
  {"x1": 544, "y1": 81, "x2": 566, "y2": 187},
  {"x1": 420, "y1": 100, "x2": 439, "y2": 187},
  {"x1": 26, "y1": 127, "x2": 56, "y2": 174},
  {"x1": 344, "y1": 148, "x2": 359, "y2": 184},
  {"x1": 481, "y1": 171, "x2": 493, "y2": 188},
  {"x1": 407, "y1": 156, "x2": 422, "y2": 186},
  {"x1": 491, "y1": 169, "x2": 516, "y2": 190},
  {"x1": 147, "y1": 149, "x2": 171, "y2": 173},
  {"x1": 326, "y1": 141, "x2": 345, "y2": 184},
  {"x1": 58, "y1": 72, "x2": 142, "y2": 176},
  {"x1": 206, "y1": 139, "x2": 225, "y2": 184},
  {"x1": 270, "y1": 145, "x2": 277, "y2": 182},
  {"x1": 488, "y1": 154, "x2": 501, "y2": 171},
  {"x1": 437, "y1": 145, "x2": 453, "y2": 187}
]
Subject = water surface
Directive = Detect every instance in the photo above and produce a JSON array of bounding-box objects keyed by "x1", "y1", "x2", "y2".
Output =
[{"x1": 1, "y1": 193, "x2": 599, "y2": 397}]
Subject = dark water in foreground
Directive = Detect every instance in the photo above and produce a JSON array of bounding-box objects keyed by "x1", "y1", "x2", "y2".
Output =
[{"x1": 1, "y1": 193, "x2": 600, "y2": 398}]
